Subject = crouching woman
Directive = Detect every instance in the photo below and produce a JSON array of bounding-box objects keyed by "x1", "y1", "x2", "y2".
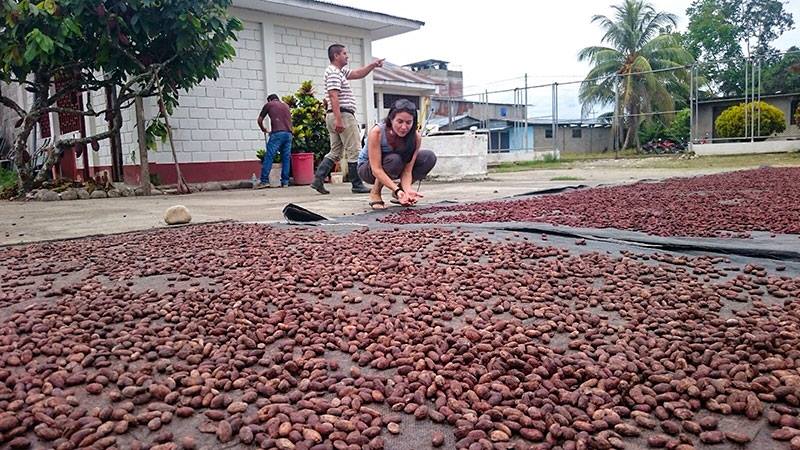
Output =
[{"x1": 357, "y1": 99, "x2": 437, "y2": 209}]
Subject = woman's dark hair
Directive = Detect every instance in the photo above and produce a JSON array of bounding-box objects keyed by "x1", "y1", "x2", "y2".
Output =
[{"x1": 384, "y1": 99, "x2": 418, "y2": 162}]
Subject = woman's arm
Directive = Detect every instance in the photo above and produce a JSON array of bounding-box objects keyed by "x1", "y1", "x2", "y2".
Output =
[
  {"x1": 399, "y1": 132, "x2": 422, "y2": 191},
  {"x1": 367, "y1": 127, "x2": 400, "y2": 192},
  {"x1": 396, "y1": 132, "x2": 424, "y2": 205}
]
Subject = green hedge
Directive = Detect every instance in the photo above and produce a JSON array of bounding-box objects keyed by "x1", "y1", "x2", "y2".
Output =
[{"x1": 715, "y1": 101, "x2": 786, "y2": 139}]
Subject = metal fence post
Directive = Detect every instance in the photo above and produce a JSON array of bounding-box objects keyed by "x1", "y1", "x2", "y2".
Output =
[
  {"x1": 524, "y1": 73, "x2": 529, "y2": 151},
  {"x1": 689, "y1": 65, "x2": 694, "y2": 146},
  {"x1": 751, "y1": 57, "x2": 756, "y2": 142},
  {"x1": 554, "y1": 82, "x2": 559, "y2": 157},
  {"x1": 614, "y1": 74, "x2": 620, "y2": 157}
]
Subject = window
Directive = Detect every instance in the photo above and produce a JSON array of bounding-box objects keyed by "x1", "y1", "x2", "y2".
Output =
[
  {"x1": 545, "y1": 128, "x2": 553, "y2": 138},
  {"x1": 791, "y1": 99, "x2": 799, "y2": 125},
  {"x1": 489, "y1": 131, "x2": 510, "y2": 151},
  {"x1": 572, "y1": 128, "x2": 582, "y2": 138}
]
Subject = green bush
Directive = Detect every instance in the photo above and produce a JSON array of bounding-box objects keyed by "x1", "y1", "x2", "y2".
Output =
[
  {"x1": 795, "y1": 103, "x2": 800, "y2": 126},
  {"x1": 715, "y1": 101, "x2": 786, "y2": 139},
  {"x1": 0, "y1": 167, "x2": 18, "y2": 199},
  {"x1": 665, "y1": 109, "x2": 690, "y2": 142},
  {"x1": 638, "y1": 120, "x2": 667, "y2": 145},
  {"x1": 255, "y1": 148, "x2": 280, "y2": 164},
  {"x1": 282, "y1": 81, "x2": 330, "y2": 164}
]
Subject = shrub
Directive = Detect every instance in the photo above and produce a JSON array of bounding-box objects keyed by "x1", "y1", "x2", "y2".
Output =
[
  {"x1": 715, "y1": 101, "x2": 786, "y2": 139},
  {"x1": 282, "y1": 81, "x2": 330, "y2": 164},
  {"x1": 255, "y1": 148, "x2": 280, "y2": 164},
  {"x1": 0, "y1": 167, "x2": 18, "y2": 199},
  {"x1": 665, "y1": 109, "x2": 690, "y2": 143}
]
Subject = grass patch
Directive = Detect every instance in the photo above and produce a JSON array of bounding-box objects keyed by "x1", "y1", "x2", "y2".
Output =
[
  {"x1": 550, "y1": 176, "x2": 585, "y2": 181},
  {"x1": 490, "y1": 149, "x2": 644, "y2": 173},
  {"x1": 490, "y1": 150, "x2": 800, "y2": 173},
  {"x1": 561, "y1": 149, "x2": 647, "y2": 161},
  {"x1": 0, "y1": 167, "x2": 18, "y2": 199},
  {"x1": 0, "y1": 167, "x2": 16, "y2": 189},
  {"x1": 629, "y1": 151, "x2": 800, "y2": 169}
]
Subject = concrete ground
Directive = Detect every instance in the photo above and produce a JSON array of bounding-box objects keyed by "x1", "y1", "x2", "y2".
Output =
[{"x1": 0, "y1": 164, "x2": 753, "y2": 246}]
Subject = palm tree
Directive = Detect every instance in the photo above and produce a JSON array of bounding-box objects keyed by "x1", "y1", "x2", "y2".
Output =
[{"x1": 578, "y1": 0, "x2": 694, "y2": 150}]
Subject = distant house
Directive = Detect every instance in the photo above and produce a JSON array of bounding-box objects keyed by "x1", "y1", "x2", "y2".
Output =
[
  {"x1": 372, "y1": 61, "x2": 440, "y2": 125},
  {"x1": 696, "y1": 92, "x2": 800, "y2": 141},
  {"x1": 430, "y1": 114, "x2": 611, "y2": 154},
  {"x1": 4, "y1": 0, "x2": 423, "y2": 185},
  {"x1": 405, "y1": 59, "x2": 463, "y2": 98},
  {"x1": 532, "y1": 120, "x2": 613, "y2": 154}
]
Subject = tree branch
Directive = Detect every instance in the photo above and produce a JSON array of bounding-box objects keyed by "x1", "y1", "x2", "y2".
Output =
[
  {"x1": 37, "y1": 105, "x2": 111, "y2": 117},
  {"x1": 0, "y1": 95, "x2": 26, "y2": 118},
  {"x1": 55, "y1": 125, "x2": 119, "y2": 150}
]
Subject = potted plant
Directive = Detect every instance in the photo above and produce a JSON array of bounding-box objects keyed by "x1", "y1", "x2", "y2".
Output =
[
  {"x1": 282, "y1": 81, "x2": 330, "y2": 185},
  {"x1": 255, "y1": 148, "x2": 282, "y2": 187}
]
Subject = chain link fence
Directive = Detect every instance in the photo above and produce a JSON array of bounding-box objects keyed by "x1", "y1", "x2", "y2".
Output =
[{"x1": 426, "y1": 51, "x2": 800, "y2": 158}]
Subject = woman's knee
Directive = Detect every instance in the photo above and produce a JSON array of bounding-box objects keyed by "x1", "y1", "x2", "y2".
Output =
[
  {"x1": 413, "y1": 150, "x2": 437, "y2": 178},
  {"x1": 357, "y1": 163, "x2": 375, "y2": 184},
  {"x1": 382, "y1": 153, "x2": 405, "y2": 178}
]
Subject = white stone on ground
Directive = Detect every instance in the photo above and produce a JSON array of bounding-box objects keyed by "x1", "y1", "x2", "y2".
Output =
[{"x1": 164, "y1": 205, "x2": 192, "y2": 225}]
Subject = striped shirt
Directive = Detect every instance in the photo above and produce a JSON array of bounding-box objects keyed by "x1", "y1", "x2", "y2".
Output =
[{"x1": 324, "y1": 65, "x2": 357, "y2": 113}]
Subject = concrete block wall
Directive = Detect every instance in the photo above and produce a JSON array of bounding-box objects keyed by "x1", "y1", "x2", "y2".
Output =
[
  {"x1": 426, "y1": 132, "x2": 488, "y2": 181},
  {"x1": 273, "y1": 26, "x2": 364, "y2": 123},
  {"x1": 133, "y1": 20, "x2": 266, "y2": 166}
]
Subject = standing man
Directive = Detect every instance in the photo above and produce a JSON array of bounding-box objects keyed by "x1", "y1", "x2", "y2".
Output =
[
  {"x1": 311, "y1": 44, "x2": 384, "y2": 194},
  {"x1": 256, "y1": 94, "x2": 293, "y2": 188}
]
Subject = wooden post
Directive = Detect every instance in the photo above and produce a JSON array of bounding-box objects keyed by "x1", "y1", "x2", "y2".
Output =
[{"x1": 135, "y1": 96, "x2": 151, "y2": 195}]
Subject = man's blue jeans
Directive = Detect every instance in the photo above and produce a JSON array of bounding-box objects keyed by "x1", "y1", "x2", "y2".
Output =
[{"x1": 261, "y1": 131, "x2": 292, "y2": 186}]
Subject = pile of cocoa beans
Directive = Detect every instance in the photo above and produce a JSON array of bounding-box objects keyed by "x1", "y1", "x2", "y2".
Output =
[
  {"x1": 382, "y1": 167, "x2": 800, "y2": 238},
  {"x1": 0, "y1": 224, "x2": 798, "y2": 450}
]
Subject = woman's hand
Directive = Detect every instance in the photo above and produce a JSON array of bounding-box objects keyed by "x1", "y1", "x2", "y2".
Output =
[{"x1": 398, "y1": 189, "x2": 423, "y2": 206}]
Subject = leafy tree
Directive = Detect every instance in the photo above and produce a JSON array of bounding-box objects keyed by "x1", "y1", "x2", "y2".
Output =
[
  {"x1": 579, "y1": 0, "x2": 694, "y2": 150},
  {"x1": 282, "y1": 81, "x2": 330, "y2": 164},
  {"x1": 0, "y1": 0, "x2": 240, "y2": 192},
  {"x1": 715, "y1": 101, "x2": 786, "y2": 138},
  {"x1": 637, "y1": 109, "x2": 690, "y2": 144},
  {"x1": 794, "y1": 102, "x2": 800, "y2": 125},
  {"x1": 684, "y1": 0, "x2": 794, "y2": 95},
  {"x1": 760, "y1": 47, "x2": 800, "y2": 94},
  {"x1": 665, "y1": 108, "x2": 691, "y2": 142}
]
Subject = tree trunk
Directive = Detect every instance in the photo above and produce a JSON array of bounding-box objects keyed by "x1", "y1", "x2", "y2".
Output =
[
  {"x1": 13, "y1": 118, "x2": 37, "y2": 191},
  {"x1": 154, "y1": 74, "x2": 189, "y2": 194},
  {"x1": 15, "y1": 74, "x2": 50, "y2": 191},
  {"x1": 135, "y1": 96, "x2": 151, "y2": 195}
]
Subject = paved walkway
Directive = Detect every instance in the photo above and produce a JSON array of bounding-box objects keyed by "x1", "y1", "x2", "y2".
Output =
[{"x1": 0, "y1": 165, "x2": 749, "y2": 246}]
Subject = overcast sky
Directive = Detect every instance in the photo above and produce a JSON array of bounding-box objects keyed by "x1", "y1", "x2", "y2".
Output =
[{"x1": 331, "y1": 0, "x2": 800, "y2": 119}]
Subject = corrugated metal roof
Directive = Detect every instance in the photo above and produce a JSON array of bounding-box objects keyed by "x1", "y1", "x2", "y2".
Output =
[{"x1": 373, "y1": 61, "x2": 441, "y2": 87}]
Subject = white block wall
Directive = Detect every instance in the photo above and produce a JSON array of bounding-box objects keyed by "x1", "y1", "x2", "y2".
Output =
[
  {"x1": 273, "y1": 25, "x2": 365, "y2": 123},
  {"x1": 131, "y1": 20, "x2": 266, "y2": 165}
]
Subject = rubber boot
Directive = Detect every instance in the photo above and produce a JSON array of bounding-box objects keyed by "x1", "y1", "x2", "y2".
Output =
[
  {"x1": 349, "y1": 162, "x2": 370, "y2": 194},
  {"x1": 310, "y1": 157, "x2": 335, "y2": 194}
]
